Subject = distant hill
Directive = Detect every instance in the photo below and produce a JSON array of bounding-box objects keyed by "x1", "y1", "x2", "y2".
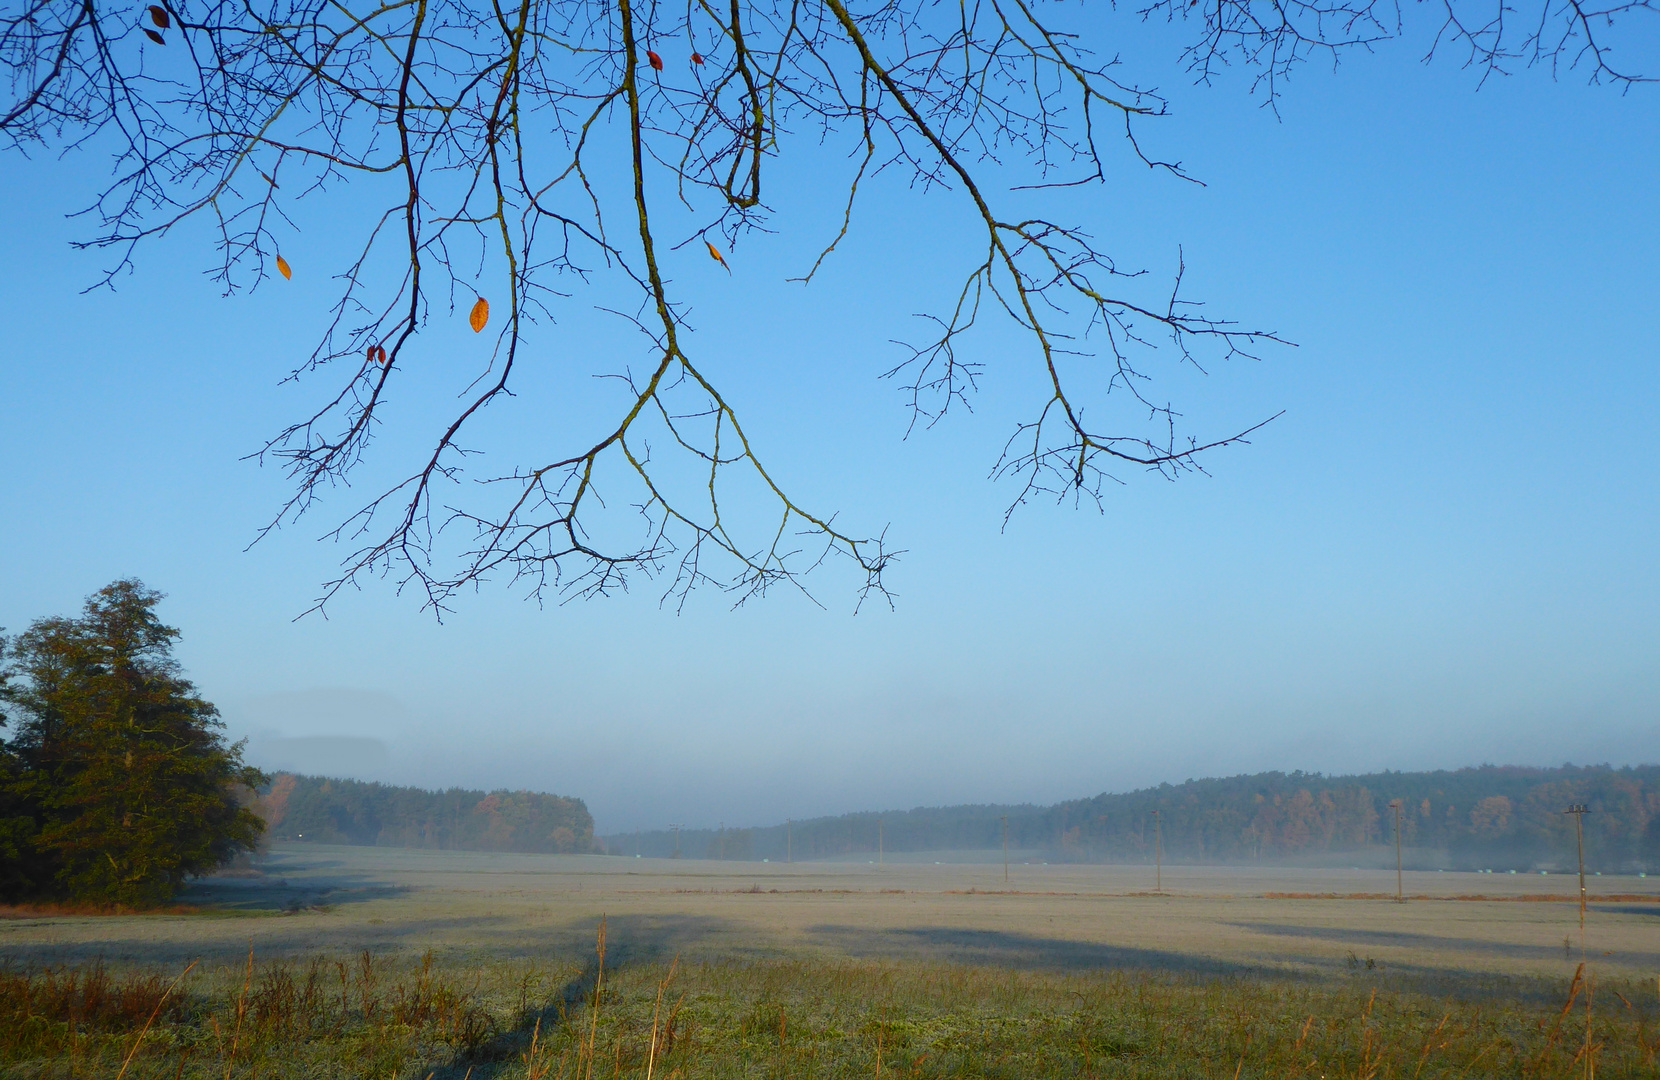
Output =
[
  {"x1": 254, "y1": 774, "x2": 600, "y2": 854},
  {"x1": 602, "y1": 764, "x2": 1660, "y2": 872}
]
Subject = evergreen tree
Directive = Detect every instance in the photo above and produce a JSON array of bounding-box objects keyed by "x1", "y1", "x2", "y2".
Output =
[
  {"x1": 0, "y1": 637, "x2": 52, "y2": 899},
  {"x1": 0, "y1": 581, "x2": 265, "y2": 905}
]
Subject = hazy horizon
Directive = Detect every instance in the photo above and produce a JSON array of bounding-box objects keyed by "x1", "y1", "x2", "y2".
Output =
[{"x1": 238, "y1": 746, "x2": 1658, "y2": 836}]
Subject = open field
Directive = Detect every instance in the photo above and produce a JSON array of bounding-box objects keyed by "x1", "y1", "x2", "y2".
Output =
[
  {"x1": 3, "y1": 845, "x2": 1658, "y2": 1077},
  {"x1": 6, "y1": 845, "x2": 1656, "y2": 986}
]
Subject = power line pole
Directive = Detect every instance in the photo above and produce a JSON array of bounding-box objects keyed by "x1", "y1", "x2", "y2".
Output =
[
  {"x1": 1565, "y1": 804, "x2": 1591, "y2": 933},
  {"x1": 1001, "y1": 815, "x2": 1009, "y2": 884},
  {"x1": 669, "y1": 824, "x2": 684, "y2": 859},
  {"x1": 1563, "y1": 803, "x2": 1594, "y2": 1080},
  {"x1": 1151, "y1": 810, "x2": 1163, "y2": 893},
  {"x1": 1390, "y1": 800, "x2": 1404, "y2": 903}
]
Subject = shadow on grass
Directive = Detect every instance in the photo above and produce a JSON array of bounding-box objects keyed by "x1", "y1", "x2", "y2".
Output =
[
  {"x1": 804, "y1": 924, "x2": 1610, "y2": 1008},
  {"x1": 0, "y1": 913, "x2": 524, "y2": 969},
  {"x1": 177, "y1": 875, "x2": 414, "y2": 914},
  {"x1": 805, "y1": 924, "x2": 1268, "y2": 977},
  {"x1": 1229, "y1": 921, "x2": 1660, "y2": 969},
  {"x1": 431, "y1": 913, "x2": 739, "y2": 1080},
  {"x1": 1595, "y1": 904, "x2": 1660, "y2": 918}
]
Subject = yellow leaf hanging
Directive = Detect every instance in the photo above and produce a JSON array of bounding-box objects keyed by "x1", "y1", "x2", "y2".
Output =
[
  {"x1": 275, "y1": 255, "x2": 292, "y2": 280},
  {"x1": 705, "y1": 241, "x2": 729, "y2": 273},
  {"x1": 469, "y1": 296, "x2": 490, "y2": 333}
]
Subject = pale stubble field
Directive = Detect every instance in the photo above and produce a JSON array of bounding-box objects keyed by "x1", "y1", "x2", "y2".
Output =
[{"x1": 6, "y1": 844, "x2": 1654, "y2": 989}]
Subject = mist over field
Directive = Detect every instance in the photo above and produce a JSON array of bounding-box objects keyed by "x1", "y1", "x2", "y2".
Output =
[
  {"x1": 246, "y1": 764, "x2": 1660, "y2": 880},
  {"x1": 222, "y1": 675, "x2": 1660, "y2": 836}
]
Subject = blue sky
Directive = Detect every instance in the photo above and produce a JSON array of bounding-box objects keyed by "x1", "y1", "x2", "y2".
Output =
[{"x1": 1, "y1": 15, "x2": 1656, "y2": 832}]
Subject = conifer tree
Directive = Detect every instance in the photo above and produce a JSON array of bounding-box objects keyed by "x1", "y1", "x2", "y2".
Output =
[{"x1": 0, "y1": 581, "x2": 265, "y2": 905}]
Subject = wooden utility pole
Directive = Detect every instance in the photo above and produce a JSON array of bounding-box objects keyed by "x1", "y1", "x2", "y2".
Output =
[
  {"x1": 1001, "y1": 815, "x2": 1009, "y2": 884},
  {"x1": 1151, "y1": 810, "x2": 1163, "y2": 893},
  {"x1": 1565, "y1": 804, "x2": 1590, "y2": 932},
  {"x1": 1390, "y1": 800, "x2": 1404, "y2": 903},
  {"x1": 1563, "y1": 803, "x2": 1594, "y2": 1080}
]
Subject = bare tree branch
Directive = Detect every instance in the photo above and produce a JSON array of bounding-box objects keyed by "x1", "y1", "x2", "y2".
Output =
[{"x1": 3, "y1": 0, "x2": 1643, "y2": 612}]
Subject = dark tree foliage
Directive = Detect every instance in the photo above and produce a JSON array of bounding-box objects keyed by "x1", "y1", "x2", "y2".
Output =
[
  {"x1": 2, "y1": 0, "x2": 1647, "y2": 612},
  {"x1": 255, "y1": 772, "x2": 599, "y2": 852},
  {"x1": 616, "y1": 765, "x2": 1660, "y2": 870},
  {"x1": 1037, "y1": 765, "x2": 1660, "y2": 869},
  {"x1": 0, "y1": 734, "x2": 54, "y2": 900},
  {"x1": 0, "y1": 581, "x2": 266, "y2": 905},
  {"x1": 0, "y1": 644, "x2": 47, "y2": 898}
]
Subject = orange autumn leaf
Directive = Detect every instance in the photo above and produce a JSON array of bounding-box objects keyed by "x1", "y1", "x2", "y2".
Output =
[
  {"x1": 647, "y1": 50, "x2": 664, "y2": 70},
  {"x1": 368, "y1": 345, "x2": 387, "y2": 366},
  {"x1": 469, "y1": 296, "x2": 490, "y2": 332},
  {"x1": 705, "y1": 240, "x2": 729, "y2": 273},
  {"x1": 149, "y1": 5, "x2": 170, "y2": 28},
  {"x1": 143, "y1": 27, "x2": 165, "y2": 44},
  {"x1": 691, "y1": 52, "x2": 704, "y2": 64},
  {"x1": 275, "y1": 254, "x2": 292, "y2": 279}
]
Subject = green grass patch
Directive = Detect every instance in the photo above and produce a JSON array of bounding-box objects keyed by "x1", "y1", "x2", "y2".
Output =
[{"x1": 1, "y1": 942, "x2": 1654, "y2": 1078}]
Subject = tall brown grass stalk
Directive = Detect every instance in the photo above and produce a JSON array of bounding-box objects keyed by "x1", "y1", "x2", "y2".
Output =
[
  {"x1": 226, "y1": 944, "x2": 254, "y2": 1080},
  {"x1": 113, "y1": 960, "x2": 197, "y2": 1080},
  {"x1": 1583, "y1": 964, "x2": 1596, "y2": 1080},
  {"x1": 523, "y1": 1018, "x2": 549, "y2": 1080},
  {"x1": 1410, "y1": 1011, "x2": 1451, "y2": 1080},
  {"x1": 585, "y1": 918, "x2": 607, "y2": 1080},
  {"x1": 644, "y1": 957, "x2": 679, "y2": 1080}
]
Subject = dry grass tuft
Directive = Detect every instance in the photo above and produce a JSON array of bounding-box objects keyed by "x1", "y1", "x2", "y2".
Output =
[{"x1": 0, "y1": 959, "x2": 193, "y2": 1063}]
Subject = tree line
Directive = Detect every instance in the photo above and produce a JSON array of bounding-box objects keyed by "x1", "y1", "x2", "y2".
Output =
[
  {"x1": 254, "y1": 774, "x2": 599, "y2": 855},
  {"x1": 607, "y1": 765, "x2": 1660, "y2": 872},
  {"x1": 0, "y1": 582, "x2": 265, "y2": 905}
]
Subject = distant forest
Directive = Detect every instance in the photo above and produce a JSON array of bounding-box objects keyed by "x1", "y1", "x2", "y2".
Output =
[
  {"x1": 255, "y1": 774, "x2": 600, "y2": 854},
  {"x1": 602, "y1": 765, "x2": 1660, "y2": 872}
]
